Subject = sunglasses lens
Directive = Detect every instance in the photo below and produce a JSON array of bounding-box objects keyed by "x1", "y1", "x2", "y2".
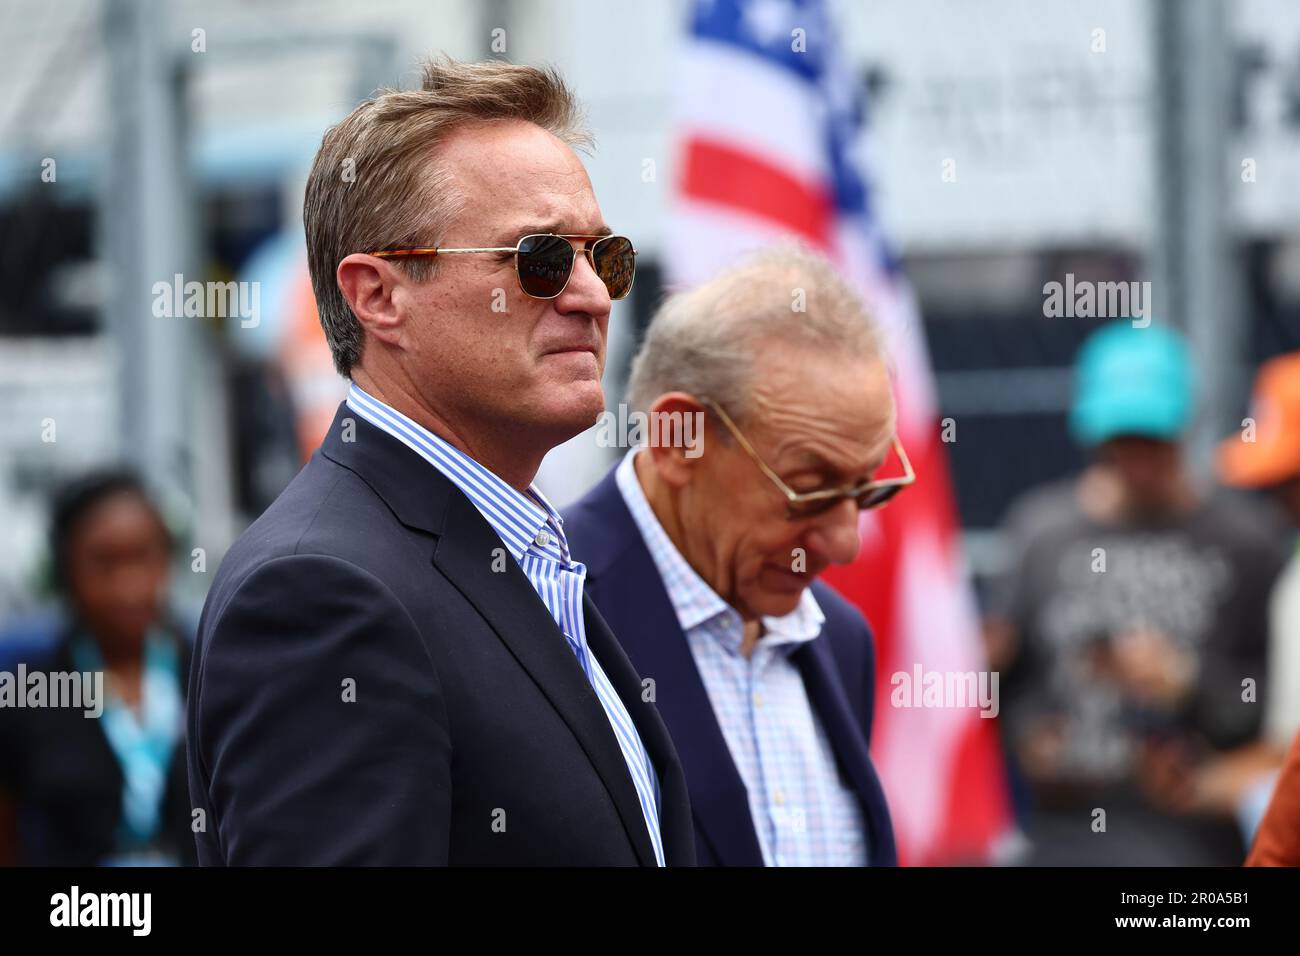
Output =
[
  {"x1": 592, "y1": 236, "x2": 636, "y2": 299},
  {"x1": 517, "y1": 234, "x2": 575, "y2": 298}
]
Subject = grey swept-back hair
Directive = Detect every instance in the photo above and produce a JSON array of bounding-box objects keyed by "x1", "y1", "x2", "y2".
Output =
[{"x1": 626, "y1": 242, "x2": 885, "y2": 422}]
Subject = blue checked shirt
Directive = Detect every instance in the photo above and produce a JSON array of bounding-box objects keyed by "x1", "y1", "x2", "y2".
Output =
[
  {"x1": 346, "y1": 384, "x2": 664, "y2": 866},
  {"x1": 616, "y1": 449, "x2": 868, "y2": 866}
]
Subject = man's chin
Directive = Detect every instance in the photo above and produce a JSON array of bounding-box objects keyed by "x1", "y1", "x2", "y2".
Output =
[
  {"x1": 533, "y1": 381, "x2": 606, "y2": 442},
  {"x1": 747, "y1": 590, "x2": 805, "y2": 621},
  {"x1": 748, "y1": 569, "x2": 814, "y2": 619}
]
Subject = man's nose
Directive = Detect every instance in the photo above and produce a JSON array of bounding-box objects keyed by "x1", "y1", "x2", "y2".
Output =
[
  {"x1": 805, "y1": 498, "x2": 862, "y2": 566},
  {"x1": 554, "y1": 244, "x2": 612, "y2": 318}
]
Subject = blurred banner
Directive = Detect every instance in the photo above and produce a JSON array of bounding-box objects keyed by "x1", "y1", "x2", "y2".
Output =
[
  {"x1": 668, "y1": 0, "x2": 1012, "y2": 864},
  {"x1": 232, "y1": 233, "x2": 345, "y2": 461}
]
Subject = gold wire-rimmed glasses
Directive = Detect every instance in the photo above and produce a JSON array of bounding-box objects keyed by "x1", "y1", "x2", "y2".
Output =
[{"x1": 700, "y1": 397, "x2": 915, "y2": 520}]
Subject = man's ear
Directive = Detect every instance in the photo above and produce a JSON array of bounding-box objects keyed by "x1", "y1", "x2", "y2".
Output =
[
  {"x1": 337, "y1": 253, "x2": 405, "y2": 348},
  {"x1": 643, "y1": 392, "x2": 712, "y2": 489}
]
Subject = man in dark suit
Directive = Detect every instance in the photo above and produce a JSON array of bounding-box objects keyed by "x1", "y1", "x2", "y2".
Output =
[
  {"x1": 186, "y1": 58, "x2": 693, "y2": 865},
  {"x1": 564, "y1": 244, "x2": 899, "y2": 866}
]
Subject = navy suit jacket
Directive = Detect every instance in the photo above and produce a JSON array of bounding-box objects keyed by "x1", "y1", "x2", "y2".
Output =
[
  {"x1": 187, "y1": 404, "x2": 694, "y2": 865},
  {"x1": 563, "y1": 465, "x2": 897, "y2": 866}
]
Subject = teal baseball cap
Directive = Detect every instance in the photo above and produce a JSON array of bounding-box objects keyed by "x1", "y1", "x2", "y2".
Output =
[{"x1": 1069, "y1": 321, "x2": 1195, "y2": 447}]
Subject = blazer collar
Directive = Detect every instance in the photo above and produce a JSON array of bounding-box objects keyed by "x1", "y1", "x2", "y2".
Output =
[{"x1": 320, "y1": 401, "x2": 452, "y2": 537}]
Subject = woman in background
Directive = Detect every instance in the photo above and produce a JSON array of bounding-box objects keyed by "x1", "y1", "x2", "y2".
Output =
[{"x1": 0, "y1": 469, "x2": 195, "y2": 865}]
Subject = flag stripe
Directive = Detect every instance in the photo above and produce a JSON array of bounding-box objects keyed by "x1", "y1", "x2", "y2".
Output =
[
  {"x1": 678, "y1": 41, "x2": 832, "y2": 185},
  {"x1": 681, "y1": 138, "x2": 833, "y2": 245}
]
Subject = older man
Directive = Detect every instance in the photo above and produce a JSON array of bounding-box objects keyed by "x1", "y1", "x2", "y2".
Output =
[
  {"x1": 564, "y1": 246, "x2": 899, "y2": 866},
  {"x1": 187, "y1": 59, "x2": 693, "y2": 865}
]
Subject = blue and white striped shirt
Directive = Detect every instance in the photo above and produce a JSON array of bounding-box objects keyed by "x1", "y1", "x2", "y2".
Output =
[
  {"x1": 616, "y1": 448, "x2": 868, "y2": 866},
  {"x1": 346, "y1": 384, "x2": 664, "y2": 866}
]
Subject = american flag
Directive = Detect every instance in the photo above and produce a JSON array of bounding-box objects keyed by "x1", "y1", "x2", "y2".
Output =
[{"x1": 668, "y1": 0, "x2": 1013, "y2": 864}]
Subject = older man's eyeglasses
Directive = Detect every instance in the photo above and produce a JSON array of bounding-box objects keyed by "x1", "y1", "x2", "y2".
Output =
[
  {"x1": 701, "y1": 397, "x2": 916, "y2": 520},
  {"x1": 365, "y1": 233, "x2": 637, "y2": 300}
]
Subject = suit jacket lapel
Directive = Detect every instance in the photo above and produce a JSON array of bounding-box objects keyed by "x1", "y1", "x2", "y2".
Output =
[
  {"x1": 432, "y1": 483, "x2": 659, "y2": 866},
  {"x1": 571, "y1": 470, "x2": 765, "y2": 865},
  {"x1": 588, "y1": 563, "x2": 764, "y2": 865},
  {"x1": 581, "y1": 594, "x2": 695, "y2": 866},
  {"x1": 321, "y1": 403, "x2": 659, "y2": 866},
  {"x1": 793, "y1": 638, "x2": 898, "y2": 865}
]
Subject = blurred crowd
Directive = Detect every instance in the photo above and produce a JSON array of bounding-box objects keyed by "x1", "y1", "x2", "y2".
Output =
[
  {"x1": 989, "y1": 324, "x2": 1300, "y2": 865},
  {"x1": 2, "y1": 320, "x2": 1299, "y2": 866}
]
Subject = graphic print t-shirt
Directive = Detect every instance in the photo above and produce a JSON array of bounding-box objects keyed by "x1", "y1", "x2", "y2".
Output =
[{"x1": 996, "y1": 481, "x2": 1287, "y2": 786}]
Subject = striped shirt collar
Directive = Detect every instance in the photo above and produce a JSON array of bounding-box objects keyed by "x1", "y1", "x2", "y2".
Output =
[
  {"x1": 614, "y1": 448, "x2": 824, "y2": 649},
  {"x1": 345, "y1": 383, "x2": 570, "y2": 564}
]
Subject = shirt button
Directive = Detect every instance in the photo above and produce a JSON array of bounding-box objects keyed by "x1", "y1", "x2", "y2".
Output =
[
  {"x1": 753, "y1": 693, "x2": 764, "y2": 708},
  {"x1": 774, "y1": 789, "x2": 786, "y2": 806},
  {"x1": 535, "y1": 530, "x2": 551, "y2": 547}
]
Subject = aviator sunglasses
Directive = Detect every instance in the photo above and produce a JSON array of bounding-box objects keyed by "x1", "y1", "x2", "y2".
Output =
[{"x1": 365, "y1": 233, "x2": 637, "y2": 300}]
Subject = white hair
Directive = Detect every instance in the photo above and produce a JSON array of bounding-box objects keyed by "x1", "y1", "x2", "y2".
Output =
[{"x1": 626, "y1": 242, "x2": 885, "y2": 420}]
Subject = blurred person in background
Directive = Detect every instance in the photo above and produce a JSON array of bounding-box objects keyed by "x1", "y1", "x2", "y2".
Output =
[
  {"x1": 989, "y1": 321, "x2": 1289, "y2": 865},
  {"x1": 1215, "y1": 352, "x2": 1300, "y2": 863},
  {"x1": 0, "y1": 469, "x2": 195, "y2": 866},
  {"x1": 564, "y1": 245, "x2": 899, "y2": 866}
]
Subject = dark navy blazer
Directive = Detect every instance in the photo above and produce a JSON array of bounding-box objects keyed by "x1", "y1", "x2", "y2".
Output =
[
  {"x1": 563, "y1": 465, "x2": 898, "y2": 866},
  {"x1": 187, "y1": 405, "x2": 695, "y2": 866}
]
